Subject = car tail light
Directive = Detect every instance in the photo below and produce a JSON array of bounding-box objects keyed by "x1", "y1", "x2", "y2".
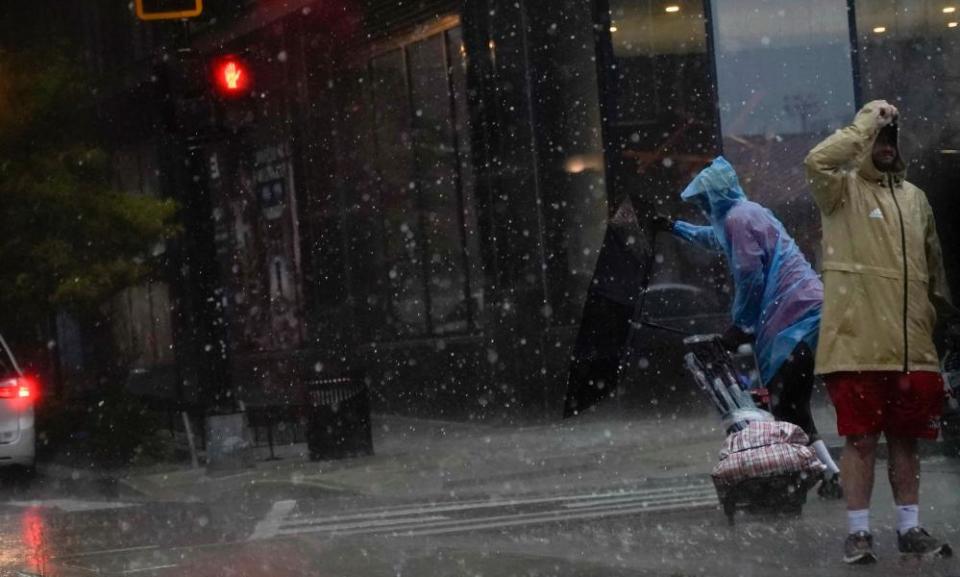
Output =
[{"x1": 0, "y1": 376, "x2": 35, "y2": 399}]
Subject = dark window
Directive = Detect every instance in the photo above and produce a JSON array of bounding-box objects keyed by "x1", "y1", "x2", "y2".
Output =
[
  {"x1": 853, "y1": 0, "x2": 960, "y2": 294},
  {"x1": 446, "y1": 27, "x2": 485, "y2": 327},
  {"x1": 711, "y1": 0, "x2": 856, "y2": 264},
  {"x1": 337, "y1": 67, "x2": 386, "y2": 340},
  {"x1": 600, "y1": 0, "x2": 726, "y2": 305},
  {"x1": 372, "y1": 48, "x2": 427, "y2": 336},
  {"x1": 409, "y1": 34, "x2": 469, "y2": 334},
  {"x1": 339, "y1": 25, "x2": 484, "y2": 339}
]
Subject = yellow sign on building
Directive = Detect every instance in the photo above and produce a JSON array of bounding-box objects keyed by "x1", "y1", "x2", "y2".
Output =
[{"x1": 134, "y1": 0, "x2": 203, "y2": 21}]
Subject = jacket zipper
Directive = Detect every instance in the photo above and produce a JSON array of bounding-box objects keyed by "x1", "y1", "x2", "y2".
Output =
[{"x1": 888, "y1": 174, "x2": 909, "y2": 372}]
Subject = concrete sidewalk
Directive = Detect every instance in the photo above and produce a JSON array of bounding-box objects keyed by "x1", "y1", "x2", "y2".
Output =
[
  {"x1": 105, "y1": 399, "x2": 952, "y2": 505},
  {"x1": 115, "y1": 402, "x2": 841, "y2": 503}
]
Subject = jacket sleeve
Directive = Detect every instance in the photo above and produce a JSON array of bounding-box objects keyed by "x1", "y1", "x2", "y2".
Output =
[
  {"x1": 804, "y1": 101, "x2": 882, "y2": 216},
  {"x1": 725, "y1": 217, "x2": 766, "y2": 331},
  {"x1": 923, "y1": 195, "x2": 960, "y2": 326},
  {"x1": 672, "y1": 220, "x2": 723, "y2": 253}
]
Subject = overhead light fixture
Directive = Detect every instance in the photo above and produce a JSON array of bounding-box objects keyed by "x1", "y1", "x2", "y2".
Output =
[
  {"x1": 950, "y1": 21, "x2": 959, "y2": 27},
  {"x1": 609, "y1": 25, "x2": 618, "y2": 32},
  {"x1": 665, "y1": 5, "x2": 680, "y2": 13},
  {"x1": 873, "y1": 26, "x2": 887, "y2": 33},
  {"x1": 564, "y1": 154, "x2": 603, "y2": 174},
  {"x1": 944, "y1": 6, "x2": 957, "y2": 13}
]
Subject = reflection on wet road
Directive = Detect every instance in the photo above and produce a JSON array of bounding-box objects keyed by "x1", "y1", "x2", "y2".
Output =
[
  {"x1": 2, "y1": 460, "x2": 959, "y2": 577},
  {"x1": 0, "y1": 469, "x2": 228, "y2": 577}
]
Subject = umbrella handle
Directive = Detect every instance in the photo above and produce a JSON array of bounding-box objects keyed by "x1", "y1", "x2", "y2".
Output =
[
  {"x1": 634, "y1": 319, "x2": 691, "y2": 336},
  {"x1": 635, "y1": 228, "x2": 659, "y2": 322}
]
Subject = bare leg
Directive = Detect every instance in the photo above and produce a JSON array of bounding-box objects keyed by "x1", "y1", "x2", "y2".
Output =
[
  {"x1": 887, "y1": 435, "x2": 919, "y2": 506},
  {"x1": 842, "y1": 434, "x2": 879, "y2": 510}
]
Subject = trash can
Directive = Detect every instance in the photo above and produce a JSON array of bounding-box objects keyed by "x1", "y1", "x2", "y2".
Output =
[{"x1": 305, "y1": 372, "x2": 373, "y2": 460}]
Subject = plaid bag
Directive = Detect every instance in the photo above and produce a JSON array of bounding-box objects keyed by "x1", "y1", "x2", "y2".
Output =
[{"x1": 712, "y1": 421, "x2": 826, "y2": 487}]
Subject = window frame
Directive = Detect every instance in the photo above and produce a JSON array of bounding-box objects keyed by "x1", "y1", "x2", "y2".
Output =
[{"x1": 339, "y1": 17, "x2": 482, "y2": 339}]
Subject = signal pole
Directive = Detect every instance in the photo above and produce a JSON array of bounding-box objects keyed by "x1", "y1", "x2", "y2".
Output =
[{"x1": 152, "y1": 17, "x2": 235, "y2": 415}]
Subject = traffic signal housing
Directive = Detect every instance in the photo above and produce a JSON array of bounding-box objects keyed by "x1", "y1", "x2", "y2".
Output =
[{"x1": 135, "y1": 0, "x2": 203, "y2": 21}]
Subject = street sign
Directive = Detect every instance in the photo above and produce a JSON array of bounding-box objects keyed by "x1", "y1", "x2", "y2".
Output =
[{"x1": 135, "y1": 0, "x2": 203, "y2": 21}]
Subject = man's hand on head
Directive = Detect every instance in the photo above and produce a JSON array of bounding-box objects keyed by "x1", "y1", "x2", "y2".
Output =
[{"x1": 871, "y1": 99, "x2": 899, "y2": 129}]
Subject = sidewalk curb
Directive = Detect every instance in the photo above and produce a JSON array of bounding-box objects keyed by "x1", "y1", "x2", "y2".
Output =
[{"x1": 35, "y1": 462, "x2": 148, "y2": 499}]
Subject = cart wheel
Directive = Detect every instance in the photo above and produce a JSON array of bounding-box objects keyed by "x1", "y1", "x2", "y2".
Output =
[
  {"x1": 723, "y1": 498, "x2": 737, "y2": 526},
  {"x1": 781, "y1": 504, "x2": 803, "y2": 518}
]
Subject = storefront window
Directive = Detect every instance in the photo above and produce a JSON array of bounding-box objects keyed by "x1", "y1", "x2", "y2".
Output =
[
  {"x1": 338, "y1": 24, "x2": 484, "y2": 339},
  {"x1": 337, "y1": 67, "x2": 388, "y2": 340},
  {"x1": 409, "y1": 34, "x2": 470, "y2": 334},
  {"x1": 446, "y1": 26, "x2": 485, "y2": 328},
  {"x1": 601, "y1": 0, "x2": 724, "y2": 297},
  {"x1": 528, "y1": 0, "x2": 608, "y2": 326},
  {"x1": 854, "y1": 0, "x2": 960, "y2": 291},
  {"x1": 855, "y1": 0, "x2": 960, "y2": 146},
  {"x1": 711, "y1": 0, "x2": 856, "y2": 261},
  {"x1": 371, "y1": 48, "x2": 428, "y2": 336}
]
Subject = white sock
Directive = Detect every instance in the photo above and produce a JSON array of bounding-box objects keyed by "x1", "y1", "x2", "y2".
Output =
[
  {"x1": 896, "y1": 504, "x2": 919, "y2": 535},
  {"x1": 812, "y1": 440, "x2": 840, "y2": 477},
  {"x1": 848, "y1": 509, "x2": 870, "y2": 534}
]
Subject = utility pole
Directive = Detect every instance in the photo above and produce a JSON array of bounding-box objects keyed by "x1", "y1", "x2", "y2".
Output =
[
  {"x1": 150, "y1": 14, "x2": 264, "y2": 468},
  {"x1": 151, "y1": 19, "x2": 237, "y2": 443}
]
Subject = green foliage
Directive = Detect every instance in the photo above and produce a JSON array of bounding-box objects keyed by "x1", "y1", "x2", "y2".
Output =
[{"x1": 0, "y1": 43, "x2": 178, "y2": 325}]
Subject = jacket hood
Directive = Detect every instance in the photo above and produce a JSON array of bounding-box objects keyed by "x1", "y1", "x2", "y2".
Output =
[
  {"x1": 856, "y1": 105, "x2": 907, "y2": 182},
  {"x1": 680, "y1": 156, "x2": 747, "y2": 221}
]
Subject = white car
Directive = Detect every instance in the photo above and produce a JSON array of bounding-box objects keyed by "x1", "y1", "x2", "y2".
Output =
[{"x1": 0, "y1": 333, "x2": 36, "y2": 470}]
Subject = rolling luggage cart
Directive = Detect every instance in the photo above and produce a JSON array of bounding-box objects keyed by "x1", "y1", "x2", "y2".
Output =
[{"x1": 683, "y1": 334, "x2": 824, "y2": 525}]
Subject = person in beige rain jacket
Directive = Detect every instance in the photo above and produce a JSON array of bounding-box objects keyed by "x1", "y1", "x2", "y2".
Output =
[{"x1": 806, "y1": 99, "x2": 959, "y2": 564}]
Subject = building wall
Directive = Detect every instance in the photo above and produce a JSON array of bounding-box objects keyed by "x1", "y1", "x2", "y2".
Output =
[
  {"x1": 182, "y1": 0, "x2": 960, "y2": 420},
  {"x1": 199, "y1": 0, "x2": 615, "y2": 420},
  {"x1": 293, "y1": 2, "x2": 591, "y2": 420},
  {"x1": 84, "y1": 0, "x2": 960, "y2": 419}
]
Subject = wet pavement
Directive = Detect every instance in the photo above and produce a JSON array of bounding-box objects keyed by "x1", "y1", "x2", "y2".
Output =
[
  {"x1": 3, "y1": 461, "x2": 959, "y2": 577},
  {"x1": 1, "y1": 409, "x2": 959, "y2": 576}
]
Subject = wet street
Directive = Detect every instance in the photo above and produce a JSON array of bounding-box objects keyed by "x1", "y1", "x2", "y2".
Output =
[{"x1": 2, "y1": 452, "x2": 959, "y2": 577}]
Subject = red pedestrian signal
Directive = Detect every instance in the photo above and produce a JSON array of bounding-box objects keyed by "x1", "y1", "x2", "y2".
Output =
[
  {"x1": 211, "y1": 56, "x2": 252, "y2": 97},
  {"x1": 135, "y1": 0, "x2": 203, "y2": 21},
  {"x1": 222, "y1": 61, "x2": 244, "y2": 91}
]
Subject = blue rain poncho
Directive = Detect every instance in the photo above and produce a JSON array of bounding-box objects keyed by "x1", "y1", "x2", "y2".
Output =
[{"x1": 671, "y1": 157, "x2": 823, "y2": 385}]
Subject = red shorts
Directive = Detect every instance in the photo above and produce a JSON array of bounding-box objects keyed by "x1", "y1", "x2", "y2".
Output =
[{"x1": 825, "y1": 371, "x2": 945, "y2": 439}]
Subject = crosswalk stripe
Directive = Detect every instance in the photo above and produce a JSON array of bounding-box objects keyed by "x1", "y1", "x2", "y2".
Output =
[
  {"x1": 284, "y1": 483, "x2": 714, "y2": 527},
  {"x1": 396, "y1": 499, "x2": 719, "y2": 538},
  {"x1": 563, "y1": 488, "x2": 715, "y2": 509},
  {"x1": 281, "y1": 514, "x2": 449, "y2": 533},
  {"x1": 276, "y1": 493, "x2": 718, "y2": 538},
  {"x1": 248, "y1": 500, "x2": 297, "y2": 541}
]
